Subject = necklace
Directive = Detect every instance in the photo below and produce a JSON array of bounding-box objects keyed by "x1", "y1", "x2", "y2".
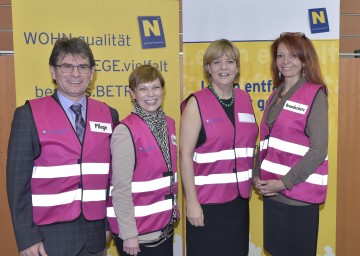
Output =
[{"x1": 208, "y1": 84, "x2": 234, "y2": 107}]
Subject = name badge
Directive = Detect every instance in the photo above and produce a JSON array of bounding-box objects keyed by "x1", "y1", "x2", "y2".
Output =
[
  {"x1": 238, "y1": 113, "x2": 255, "y2": 123},
  {"x1": 89, "y1": 121, "x2": 112, "y2": 133},
  {"x1": 283, "y1": 100, "x2": 308, "y2": 114}
]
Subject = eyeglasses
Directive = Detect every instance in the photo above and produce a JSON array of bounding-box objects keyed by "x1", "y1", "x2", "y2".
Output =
[
  {"x1": 280, "y1": 32, "x2": 306, "y2": 38},
  {"x1": 54, "y1": 64, "x2": 92, "y2": 74}
]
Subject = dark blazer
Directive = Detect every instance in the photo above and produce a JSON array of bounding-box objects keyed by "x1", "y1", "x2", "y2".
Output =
[{"x1": 6, "y1": 92, "x2": 119, "y2": 256}]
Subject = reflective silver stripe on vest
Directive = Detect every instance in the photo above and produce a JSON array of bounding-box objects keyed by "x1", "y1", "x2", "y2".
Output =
[
  {"x1": 82, "y1": 162, "x2": 110, "y2": 174},
  {"x1": 261, "y1": 137, "x2": 328, "y2": 160},
  {"x1": 33, "y1": 162, "x2": 109, "y2": 178},
  {"x1": 194, "y1": 169, "x2": 252, "y2": 185},
  {"x1": 32, "y1": 188, "x2": 107, "y2": 207},
  {"x1": 32, "y1": 188, "x2": 82, "y2": 206},
  {"x1": 108, "y1": 174, "x2": 178, "y2": 196},
  {"x1": 132, "y1": 173, "x2": 178, "y2": 193},
  {"x1": 106, "y1": 206, "x2": 116, "y2": 218},
  {"x1": 193, "y1": 148, "x2": 254, "y2": 164},
  {"x1": 134, "y1": 198, "x2": 173, "y2": 217},
  {"x1": 109, "y1": 186, "x2": 114, "y2": 196},
  {"x1": 83, "y1": 189, "x2": 107, "y2": 201},
  {"x1": 107, "y1": 199, "x2": 174, "y2": 218},
  {"x1": 261, "y1": 159, "x2": 328, "y2": 185},
  {"x1": 33, "y1": 164, "x2": 80, "y2": 178},
  {"x1": 260, "y1": 139, "x2": 269, "y2": 151},
  {"x1": 269, "y1": 137, "x2": 309, "y2": 156}
]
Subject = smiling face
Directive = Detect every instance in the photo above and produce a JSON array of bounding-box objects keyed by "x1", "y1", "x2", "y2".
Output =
[
  {"x1": 50, "y1": 54, "x2": 94, "y2": 102},
  {"x1": 208, "y1": 53, "x2": 238, "y2": 88},
  {"x1": 130, "y1": 78, "x2": 164, "y2": 116},
  {"x1": 276, "y1": 42, "x2": 303, "y2": 82}
]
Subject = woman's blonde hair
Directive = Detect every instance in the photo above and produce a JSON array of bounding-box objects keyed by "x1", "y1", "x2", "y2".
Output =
[{"x1": 203, "y1": 39, "x2": 240, "y2": 85}]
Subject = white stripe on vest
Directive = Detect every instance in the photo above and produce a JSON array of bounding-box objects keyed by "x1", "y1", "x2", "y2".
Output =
[
  {"x1": 82, "y1": 163, "x2": 110, "y2": 175},
  {"x1": 260, "y1": 137, "x2": 328, "y2": 160},
  {"x1": 33, "y1": 164, "x2": 80, "y2": 178},
  {"x1": 108, "y1": 173, "x2": 177, "y2": 196},
  {"x1": 132, "y1": 173, "x2": 178, "y2": 193},
  {"x1": 261, "y1": 159, "x2": 328, "y2": 185},
  {"x1": 83, "y1": 189, "x2": 107, "y2": 201},
  {"x1": 106, "y1": 206, "x2": 116, "y2": 218},
  {"x1": 32, "y1": 189, "x2": 82, "y2": 206},
  {"x1": 33, "y1": 162, "x2": 109, "y2": 178},
  {"x1": 106, "y1": 197, "x2": 174, "y2": 219},
  {"x1": 194, "y1": 169, "x2": 252, "y2": 185},
  {"x1": 260, "y1": 139, "x2": 268, "y2": 151},
  {"x1": 32, "y1": 188, "x2": 107, "y2": 207},
  {"x1": 193, "y1": 147, "x2": 254, "y2": 164},
  {"x1": 134, "y1": 199, "x2": 173, "y2": 217}
]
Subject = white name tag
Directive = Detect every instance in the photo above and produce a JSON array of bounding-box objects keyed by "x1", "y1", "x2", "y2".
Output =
[
  {"x1": 89, "y1": 121, "x2": 112, "y2": 133},
  {"x1": 238, "y1": 113, "x2": 256, "y2": 123},
  {"x1": 283, "y1": 100, "x2": 308, "y2": 114}
]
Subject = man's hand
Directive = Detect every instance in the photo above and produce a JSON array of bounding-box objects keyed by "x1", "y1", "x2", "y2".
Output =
[
  {"x1": 106, "y1": 231, "x2": 112, "y2": 242},
  {"x1": 20, "y1": 242, "x2": 47, "y2": 256}
]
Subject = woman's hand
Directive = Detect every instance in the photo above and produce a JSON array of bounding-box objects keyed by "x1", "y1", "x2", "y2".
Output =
[
  {"x1": 255, "y1": 179, "x2": 286, "y2": 197},
  {"x1": 186, "y1": 201, "x2": 204, "y2": 227},
  {"x1": 123, "y1": 237, "x2": 141, "y2": 256},
  {"x1": 252, "y1": 177, "x2": 261, "y2": 187}
]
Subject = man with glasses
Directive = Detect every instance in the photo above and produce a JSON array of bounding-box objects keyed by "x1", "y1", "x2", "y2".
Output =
[{"x1": 7, "y1": 37, "x2": 119, "y2": 256}]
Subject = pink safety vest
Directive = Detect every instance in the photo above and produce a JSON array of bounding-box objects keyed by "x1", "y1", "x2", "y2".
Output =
[
  {"x1": 259, "y1": 82, "x2": 328, "y2": 204},
  {"x1": 30, "y1": 96, "x2": 113, "y2": 225},
  {"x1": 183, "y1": 88, "x2": 258, "y2": 204},
  {"x1": 107, "y1": 113, "x2": 178, "y2": 235}
]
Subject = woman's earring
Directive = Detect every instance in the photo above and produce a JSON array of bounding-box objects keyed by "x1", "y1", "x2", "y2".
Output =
[{"x1": 278, "y1": 71, "x2": 282, "y2": 79}]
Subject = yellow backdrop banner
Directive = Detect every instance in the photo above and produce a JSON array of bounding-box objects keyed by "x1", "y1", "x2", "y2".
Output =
[{"x1": 12, "y1": 1, "x2": 181, "y2": 255}]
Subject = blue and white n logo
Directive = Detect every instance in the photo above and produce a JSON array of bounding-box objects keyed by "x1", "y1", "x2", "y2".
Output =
[
  {"x1": 138, "y1": 16, "x2": 166, "y2": 49},
  {"x1": 308, "y1": 8, "x2": 330, "y2": 34}
]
